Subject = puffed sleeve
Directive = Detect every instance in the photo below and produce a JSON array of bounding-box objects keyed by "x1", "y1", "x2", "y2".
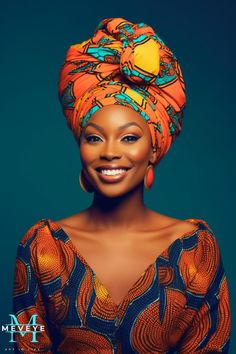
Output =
[
  {"x1": 177, "y1": 222, "x2": 231, "y2": 353},
  {"x1": 12, "y1": 221, "x2": 53, "y2": 353}
]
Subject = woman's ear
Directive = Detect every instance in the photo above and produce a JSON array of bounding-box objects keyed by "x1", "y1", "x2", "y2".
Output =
[{"x1": 149, "y1": 148, "x2": 158, "y2": 164}]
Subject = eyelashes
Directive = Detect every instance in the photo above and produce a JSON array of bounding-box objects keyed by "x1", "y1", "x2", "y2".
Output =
[
  {"x1": 85, "y1": 135, "x2": 141, "y2": 143},
  {"x1": 85, "y1": 135, "x2": 101, "y2": 143},
  {"x1": 122, "y1": 135, "x2": 140, "y2": 142}
]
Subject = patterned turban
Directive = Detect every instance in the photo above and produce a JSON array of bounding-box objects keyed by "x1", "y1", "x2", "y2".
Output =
[{"x1": 58, "y1": 17, "x2": 186, "y2": 165}]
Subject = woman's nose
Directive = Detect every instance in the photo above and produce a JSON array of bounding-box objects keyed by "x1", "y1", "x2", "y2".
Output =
[{"x1": 99, "y1": 141, "x2": 122, "y2": 160}]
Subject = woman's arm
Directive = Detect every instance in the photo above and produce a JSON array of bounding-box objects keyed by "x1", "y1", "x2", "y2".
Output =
[
  {"x1": 12, "y1": 222, "x2": 53, "y2": 353},
  {"x1": 176, "y1": 225, "x2": 231, "y2": 353}
]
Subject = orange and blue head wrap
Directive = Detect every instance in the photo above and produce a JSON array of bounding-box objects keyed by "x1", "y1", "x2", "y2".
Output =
[{"x1": 58, "y1": 17, "x2": 186, "y2": 166}]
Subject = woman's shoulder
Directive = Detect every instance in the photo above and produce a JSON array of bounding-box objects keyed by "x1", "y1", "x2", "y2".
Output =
[
  {"x1": 176, "y1": 218, "x2": 223, "y2": 282},
  {"x1": 147, "y1": 210, "x2": 213, "y2": 236},
  {"x1": 170, "y1": 215, "x2": 218, "y2": 252},
  {"x1": 162, "y1": 216, "x2": 225, "y2": 291},
  {"x1": 15, "y1": 218, "x2": 73, "y2": 285},
  {"x1": 149, "y1": 212, "x2": 220, "y2": 258},
  {"x1": 15, "y1": 218, "x2": 69, "y2": 271},
  {"x1": 17, "y1": 218, "x2": 59, "y2": 247}
]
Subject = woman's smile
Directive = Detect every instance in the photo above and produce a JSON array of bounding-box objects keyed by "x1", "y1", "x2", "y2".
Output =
[{"x1": 96, "y1": 166, "x2": 131, "y2": 183}]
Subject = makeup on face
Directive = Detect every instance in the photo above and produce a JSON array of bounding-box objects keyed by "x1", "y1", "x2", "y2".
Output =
[{"x1": 79, "y1": 105, "x2": 155, "y2": 196}]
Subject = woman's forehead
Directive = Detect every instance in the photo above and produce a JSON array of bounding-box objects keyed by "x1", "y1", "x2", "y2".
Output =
[{"x1": 86, "y1": 104, "x2": 149, "y2": 130}]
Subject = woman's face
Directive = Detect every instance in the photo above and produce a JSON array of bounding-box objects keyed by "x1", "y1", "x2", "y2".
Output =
[{"x1": 79, "y1": 105, "x2": 157, "y2": 197}]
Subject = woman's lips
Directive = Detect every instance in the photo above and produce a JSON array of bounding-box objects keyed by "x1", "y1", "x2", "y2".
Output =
[{"x1": 96, "y1": 168, "x2": 130, "y2": 183}]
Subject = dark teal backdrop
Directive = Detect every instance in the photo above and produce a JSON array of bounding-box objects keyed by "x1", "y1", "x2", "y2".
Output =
[{"x1": 1, "y1": 0, "x2": 235, "y2": 350}]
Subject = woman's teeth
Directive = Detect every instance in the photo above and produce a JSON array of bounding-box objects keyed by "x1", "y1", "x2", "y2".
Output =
[{"x1": 100, "y1": 169, "x2": 126, "y2": 176}]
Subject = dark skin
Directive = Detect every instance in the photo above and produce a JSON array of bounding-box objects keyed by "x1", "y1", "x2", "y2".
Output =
[{"x1": 56, "y1": 105, "x2": 198, "y2": 307}]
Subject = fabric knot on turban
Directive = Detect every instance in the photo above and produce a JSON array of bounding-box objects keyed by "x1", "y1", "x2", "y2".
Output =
[{"x1": 58, "y1": 17, "x2": 186, "y2": 165}]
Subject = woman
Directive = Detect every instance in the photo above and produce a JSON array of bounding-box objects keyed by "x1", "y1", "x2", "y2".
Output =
[{"x1": 13, "y1": 17, "x2": 231, "y2": 353}]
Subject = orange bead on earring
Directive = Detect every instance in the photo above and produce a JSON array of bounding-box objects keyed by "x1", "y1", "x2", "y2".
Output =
[{"x1": 144, "y1": 165, "x2": 155, "y2": 190}]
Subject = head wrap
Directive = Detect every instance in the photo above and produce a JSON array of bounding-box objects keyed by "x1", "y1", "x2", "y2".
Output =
[{"x1": 58, "y1": 17, "x2": 186, "y2": 165}]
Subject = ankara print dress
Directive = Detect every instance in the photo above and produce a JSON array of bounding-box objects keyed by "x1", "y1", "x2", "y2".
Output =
[{"x1": 13, "y1": 218, "x2": 231, "y2": 353}]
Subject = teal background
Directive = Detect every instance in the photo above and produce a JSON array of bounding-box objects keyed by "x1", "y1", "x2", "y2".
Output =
[{"x1": 1, "y1": 0, "x2": 235, "y2": 350}]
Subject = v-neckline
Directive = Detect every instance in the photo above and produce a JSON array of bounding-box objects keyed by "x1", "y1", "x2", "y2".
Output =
[{"x1": 46, "y1": 218, "x2": 202, "y2": 309}]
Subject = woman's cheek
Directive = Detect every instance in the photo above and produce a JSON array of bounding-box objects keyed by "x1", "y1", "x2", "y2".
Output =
[
  {"x1": 127, "y1": 142, "x2": 151, "y2": 163},
  {"x1": 80, "y1": 145, "x2": 96, "y2": 163}
]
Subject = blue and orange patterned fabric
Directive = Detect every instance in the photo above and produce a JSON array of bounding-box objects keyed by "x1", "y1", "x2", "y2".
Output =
[
  {"x1": 58, "y1": 17, "x2": 186, "y2": 166},
  {"x1": 13, "y1": 218, "x2": 231, "y2": 353}
]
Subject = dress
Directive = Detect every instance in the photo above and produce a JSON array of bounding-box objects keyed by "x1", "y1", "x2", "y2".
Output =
[{"x1": 12, "y1": 218, "x2": 231, "y2": 353}]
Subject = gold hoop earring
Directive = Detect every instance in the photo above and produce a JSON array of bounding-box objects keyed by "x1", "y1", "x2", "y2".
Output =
[
  {"x1": 79, "y1": 171, "x2": 93, "y2": 193},
  {"x1": 144, "y1": 164, "x2": 155, "y2": 190}
]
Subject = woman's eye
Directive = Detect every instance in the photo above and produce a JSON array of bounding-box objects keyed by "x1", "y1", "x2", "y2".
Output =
[
  {"x1": 122, "y1": 135, "x2": 140, "y2": 143},
  {"x1": 85, "y1": 135, "x2": 102, "y2": 143}
]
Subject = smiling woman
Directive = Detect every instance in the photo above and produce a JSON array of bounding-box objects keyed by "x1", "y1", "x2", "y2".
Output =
[
  {"x1": 12, "y1": 17, "x2": 231, "y2": 353},
  {"x1": 79, "y1": 105, "x2": 157, "y2": 197}
]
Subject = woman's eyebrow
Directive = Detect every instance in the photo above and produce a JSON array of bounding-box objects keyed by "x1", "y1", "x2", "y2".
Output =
[
  {"x1": 83, "y1": 123, "x2": 104, "y2": 133},
  {"x1": 118, "y1": 122, "x2": 143, "y2": 131},
  {"x1": 84, "y1": 121, "x2": 143, "y2": 132}
]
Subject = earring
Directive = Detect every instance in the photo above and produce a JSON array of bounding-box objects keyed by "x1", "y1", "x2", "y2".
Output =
[
  {"x1": 79, "y1": 171, "x2": 93, "y2": 193},
  {"x1": 144, "y1": 164, "x2": 155, "y2": 190}
]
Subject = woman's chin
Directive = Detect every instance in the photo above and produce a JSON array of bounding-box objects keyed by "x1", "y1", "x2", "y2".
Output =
[{"x1": 93, "y1": 182, "x2": 142, "y2": 199}]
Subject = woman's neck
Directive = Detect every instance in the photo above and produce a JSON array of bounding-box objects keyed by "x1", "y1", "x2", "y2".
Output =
[{"x1": 86, "y1": 184, "x2": 149, "y2": 231}]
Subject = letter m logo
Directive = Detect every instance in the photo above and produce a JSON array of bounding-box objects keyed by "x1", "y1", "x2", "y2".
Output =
[{"x1": 8, "y1": 314, "x2": 39, "y2": 343}]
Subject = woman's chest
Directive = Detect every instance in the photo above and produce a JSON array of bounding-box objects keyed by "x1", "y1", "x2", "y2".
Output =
[
  {"x1": 42, "y1": 245, "x2": 192, "y2": 353},
  {"x1": 64, "y1": 228, "x2": 177, "y2": 307}
]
